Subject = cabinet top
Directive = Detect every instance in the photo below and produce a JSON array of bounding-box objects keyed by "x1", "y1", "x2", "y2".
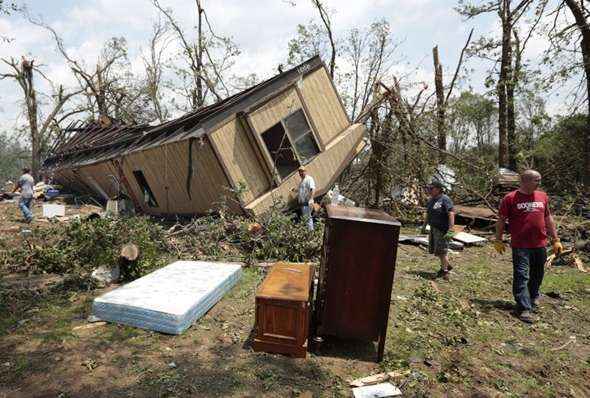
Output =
[
  {"x1": 256, "y1": 262, "x2": 314, "y2": 302},
  {"x1": 326, "y1": 204, "x2": 401, "y2": 226}
]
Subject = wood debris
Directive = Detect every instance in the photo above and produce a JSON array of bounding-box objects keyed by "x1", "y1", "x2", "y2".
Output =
[{"x1": 349, "y1": 370, "x2": 411, "y2": 388}]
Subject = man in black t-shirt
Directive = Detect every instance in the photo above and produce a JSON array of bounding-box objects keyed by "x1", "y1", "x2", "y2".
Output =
[{"x1": 426, "y1": 180, "x2": 456, "y2": 280}]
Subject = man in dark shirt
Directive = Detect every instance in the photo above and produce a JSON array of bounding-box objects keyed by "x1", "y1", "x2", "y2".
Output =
[{"x1": 426, "y1": 180, "x2": 455, "y2": 280}]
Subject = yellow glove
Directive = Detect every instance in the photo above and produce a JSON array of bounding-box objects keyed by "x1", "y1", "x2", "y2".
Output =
[
  {"x1": 493, "y1": 241, "x2": 506, "y2": 255},
  {"x1": 552, "y1": 238, "x2": 564, "y2": 255}
]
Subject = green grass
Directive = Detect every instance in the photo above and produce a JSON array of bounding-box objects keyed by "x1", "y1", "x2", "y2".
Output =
[{"x1": 1, "y1": 226, "x2": 589, "y2": 397}]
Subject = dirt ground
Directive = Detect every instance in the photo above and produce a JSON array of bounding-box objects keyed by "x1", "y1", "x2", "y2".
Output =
[{"x1": 1, "y1": 201, "x2": 589, "y2": 397}]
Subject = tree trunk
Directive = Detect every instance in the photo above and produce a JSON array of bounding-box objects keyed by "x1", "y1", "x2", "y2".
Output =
[
  {"x1": 195, "y1": 0, "x2": 204, "y2": 108},
  {"x1": 564, "y1": 0, "x2": 590, "y2": 191},
  {"x1": 497, "y1": 3, "x2": 511, "y2": 169},
  {"x1": 96, "y1": 64, "x2": 108, "y2": 118},
  {"x1": 22, "y1": 60, "x2": 40, "y2": 179},
  {"x1": 506, "y1": 32, "x2": 517, "y2": 171},
  {"x1": 433, "y1": 45, "x2": 446, "y2": 163}
]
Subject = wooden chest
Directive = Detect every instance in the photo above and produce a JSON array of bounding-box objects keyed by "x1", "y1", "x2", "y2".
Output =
[
  {"x1": 253, "y1": 262, "x2": 314, "y2": 358},
  {"x1": 314, "y1": 205, "x2": 400, "y2": 362}
]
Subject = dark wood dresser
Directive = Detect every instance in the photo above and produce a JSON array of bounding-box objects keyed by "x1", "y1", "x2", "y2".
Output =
[
  {"x1": 253, "y1": 262, "x2": 314, "y2": 358},
  {"x1": 314, "y1": 205, "x2": 401, "y2": 362}
]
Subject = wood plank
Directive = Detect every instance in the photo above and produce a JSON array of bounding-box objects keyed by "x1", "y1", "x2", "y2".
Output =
[
  {"x1": 295, "y1": 85, "x2": 325, "y2": 152},
  {"x1": 209, "y1": 117, "x2": 270, "y2": 203},
  {"x1": 298, "y1": 68, "x2": 350, "y2": 146}
]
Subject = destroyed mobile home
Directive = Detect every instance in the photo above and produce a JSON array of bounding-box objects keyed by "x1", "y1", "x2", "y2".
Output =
[{"x1": 43, "y1": 56, "x2": 365, "y2": 216}]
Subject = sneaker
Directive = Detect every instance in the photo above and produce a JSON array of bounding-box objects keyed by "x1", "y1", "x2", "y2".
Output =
[
  {"x1": 518, "y1": 310, "x2": 535, "y2": 324},
  {"x1": 436, "y1": 269, "x2": 450, "y2": 281}
]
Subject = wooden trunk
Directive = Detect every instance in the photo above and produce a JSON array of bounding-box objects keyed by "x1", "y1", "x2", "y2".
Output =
[
  {"x1": 253, "y1": 262, "x2": 314, "y2": 358},
  {"x1": 314, "y1": 205, "x2": 401, "y2": 362}
]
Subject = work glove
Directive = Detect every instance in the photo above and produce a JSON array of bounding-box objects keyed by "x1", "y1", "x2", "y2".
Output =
[
  {"x1": 420, "y1": 224, "x2": 427, "y2": 235},
  {"x1": 552, "y1": 238, "x2": 564, "y2": 255},
  {"x1": 443, "y1": 230, "x2": 455, "y2": 241},
  {"x1": 493, "y1": 241, "x2": 506, "y2": 255}
]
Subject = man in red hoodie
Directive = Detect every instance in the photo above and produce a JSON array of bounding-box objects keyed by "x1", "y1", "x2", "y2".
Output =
[{"x1": 494, "y1": 169, "x2": 563, "y2": 323}]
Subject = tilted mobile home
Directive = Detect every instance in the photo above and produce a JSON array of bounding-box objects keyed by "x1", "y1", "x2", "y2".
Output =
[{"x1": 43, "y1": 56, "x2": 366, "y2": 216}]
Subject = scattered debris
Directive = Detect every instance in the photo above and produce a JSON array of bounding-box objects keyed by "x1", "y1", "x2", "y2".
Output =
[
  {"x1": 87, "y1": 315, "x2": 102, "y2": 323},
  {"x1": 42, "y1": 204, "x2": 65, "y2": 218},
  {"x1": 81, "y1": 359, "x2": 98, "y2": 371},
  {"x1": 247, "y1": 222, "x2": 263, "y2": 236},
  {"x1": 454, "y1": 204, "x2": 497, "y2": 228},
  {"x1": 90, "y1": 265, "x2": 120, "y2": 286},
  {"x1": 545, "y1": 249, "x2": 588, "y2": 272},
  {"x1": 72, "y1": 322, "x2": 107, "y2": 331},
  {"x1": 550, "y1": 335, "x2": 576, "y2": 351},
  {"x1": 398, "y1": 234, "x2": 464, "y2": 251},
  {"x1": 352, "y1": 382, "x2": 402, "y2": 398},
  {"x1": 452, "y1": 231, "x2": 487, "y2": 246},
  {"x1": 349, "y1": 370, "x2": 411, "y2": 388}
]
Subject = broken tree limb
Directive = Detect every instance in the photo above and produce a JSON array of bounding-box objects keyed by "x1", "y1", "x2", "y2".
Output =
[
  {"x1": 353, "y1": 82, "x2": 396, "y2": 124},
  {"x1": 444, "y1": 27, "x2": 474, "y2": 105}
]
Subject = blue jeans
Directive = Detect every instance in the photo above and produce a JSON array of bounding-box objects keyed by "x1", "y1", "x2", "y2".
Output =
[
  {"x1": 301, "y1": 205, "x2": 314, "y2": 231},
  {"x1": 512, "y1": 248, "x2": 547, "y2": 312},
  {"x1": 19, "y1": 197, "x2": 34, "y2": 221}
]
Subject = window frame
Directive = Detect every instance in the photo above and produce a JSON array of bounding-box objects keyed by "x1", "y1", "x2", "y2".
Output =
[
  {"x1": 280, "y1": 108, "x2": 321, "y2": 166},
  {"x1": 260, "y1": 122, "x2": 301, "y2": 180}
]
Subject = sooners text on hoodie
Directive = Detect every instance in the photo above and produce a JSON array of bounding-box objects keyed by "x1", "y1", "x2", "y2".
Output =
[{"x1": 499, "y1": 190, "x2": 551, "y2": 248}]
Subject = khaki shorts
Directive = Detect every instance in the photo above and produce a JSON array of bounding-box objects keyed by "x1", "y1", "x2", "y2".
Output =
[{"x1": 429, "y1": 227, "x2": 449, "y2": 255}]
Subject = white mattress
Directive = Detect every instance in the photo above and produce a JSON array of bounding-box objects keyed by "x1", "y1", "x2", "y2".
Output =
[{"x1": 92, "y1": 260, "x2": 242, "y2": 334}]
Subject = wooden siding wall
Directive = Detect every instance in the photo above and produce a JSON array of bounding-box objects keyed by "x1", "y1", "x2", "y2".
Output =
[
  {"x1": 249, "y1": 89, "x2": 302, "y2": 134},
  {"x1": 53, "y1": 168, "x2": 95, "y2": 196},
  {"x1": 209, "y1": 118, "x2": 270, "y2": 204},
  {"x1": 53, "y1": 139, "x2": 238, "y2": 215},
  {"x1": 119, "y1": 139, "x2": 237, "y2": 215},
  {"x1": 298, "y1": 68, "x2": 349, "y2": 146},
  {"x1": 246, "y1": 123, "x2": 365, "y2": 216},
  {"x1": 77, "y1": 162, "x2": 120, "y2": 200}
]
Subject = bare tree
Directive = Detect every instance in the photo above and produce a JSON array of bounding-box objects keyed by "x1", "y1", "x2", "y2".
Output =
[
  {"x1": 432, "y1": 28, "x2": 474, "y2": 162},
  {"x1": 0, "y1": 57, "x2": 80, "y2": 178},
  {"x1": 458, "y1": 0, "x2": 538, "y2": 170},
  {"x1": 142, "y1": 18, "x2": 172, "y2": 123},
  {"x1": 310, "y1": 0, "x2": 336, "y2": 78},
  {"x1": 285, "y1": 0, "x2": 337, "y2": 78},
  {"x1": 547, "y1": 0, "x2": 590, "y2": 190},
  {"x1": 152, "y1": 0, "x2": 238, "y2": 110}
]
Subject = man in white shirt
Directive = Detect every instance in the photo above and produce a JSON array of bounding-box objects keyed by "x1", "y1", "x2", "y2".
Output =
[
  {"x1": 297, "y1": 166, "x2": 316, "y2": 231},
  {"x1": 12, "y1": 167, "x2": 35, "y2": 223}
]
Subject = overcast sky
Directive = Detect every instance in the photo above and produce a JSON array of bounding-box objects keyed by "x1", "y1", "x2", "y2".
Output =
[{"x1": 0, "y1": 0, "x2": 568, "y2": 133}]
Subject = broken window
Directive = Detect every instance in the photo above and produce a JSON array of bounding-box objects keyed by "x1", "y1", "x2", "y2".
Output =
[
  {"x1": 260, "y1": 108, "x2": 320, "y2": 179},
  {"x1": 283, "y1": 109, "x2": 319, "y2": 164},
  {"x1": 132, "y1": 170, "x2": 159, "y2": 207},
  {"x1": 262, "y1": 123, "x2": 300, "y2": 179}
]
